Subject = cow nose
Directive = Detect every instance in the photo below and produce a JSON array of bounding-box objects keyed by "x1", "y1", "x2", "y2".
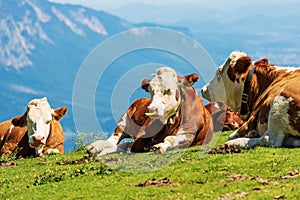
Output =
[
  {"x1": 147, "y1": 106, "x2": 158, "y2": 114},
  {"x1": 33, "y1": 136, "x2": 44, "y2": 142},
  {"x1": 201, "y1": 88, "x2": 211, "y2": 101}
]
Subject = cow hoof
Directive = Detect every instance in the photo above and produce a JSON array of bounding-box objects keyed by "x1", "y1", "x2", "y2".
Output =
[
  {"x1": 86, "y1": 140, "x2": 105, "y2": 155},
  {"x1": 86, "y1": 144, "x2": 98, "y2": 155},
  {"x1": 87, "y1": 140, "x2": 117, "y2": 156},
  {"x1": 151, "y1": 144, "x2": 165, "y2": 154},
  {"x1": 45, "y1": 149, "x2": 60, "y2": 155},
  {"x1": 225, "y1": 138, "x2": 250, "y2": 149}
]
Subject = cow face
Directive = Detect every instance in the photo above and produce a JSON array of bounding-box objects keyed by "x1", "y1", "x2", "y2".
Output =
[
  {"x1": 201, "y1": 51, "x2": 252, "y2": 111},
  {"x1": 223, "y1": 107, "x2": 244, "y2": 131},
  {"x1": 26, "y1": 98, "x2": 53, "y2": 151},
  {"x1": 12, "y1": 97, "x2": 67, "y2": 155},
  {"x1": 141, "y1": 67, "x2": 182, "y2": 124}
]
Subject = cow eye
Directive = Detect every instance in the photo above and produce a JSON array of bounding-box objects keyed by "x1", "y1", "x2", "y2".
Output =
[
  {"x1": 163, "y1": 88, "x2": 171, "y2": 95},
  {"x1": 217, "y1": 68, "x2": 222, "y2": 81}
]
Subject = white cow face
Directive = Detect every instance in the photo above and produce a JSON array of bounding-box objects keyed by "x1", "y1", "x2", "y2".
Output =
[
  {"x1": 26, "y1": 98, "x2": 54, "y2": 152},
  {"x1": 201, "y1": 51, "x2": 253, "y2": 111},
  {"x1": 142, "y1": 67, "x2": 181, "y2": 124}
]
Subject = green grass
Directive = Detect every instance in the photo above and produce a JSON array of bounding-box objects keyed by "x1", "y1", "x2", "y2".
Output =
[{"x1": 1, "y1": 131, "x2": 300, "y2": 200}]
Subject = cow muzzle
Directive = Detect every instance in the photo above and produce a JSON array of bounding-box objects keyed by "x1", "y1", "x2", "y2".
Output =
[
  {"x1": 29, "y1": 135, "x2": 46, "y2": 148},
  {"x1": 145, "y1": 106, "x2": 164, "y2": 119},
  {"x1": 201, "y1": 86, "x2": 211, "y2": 101}
]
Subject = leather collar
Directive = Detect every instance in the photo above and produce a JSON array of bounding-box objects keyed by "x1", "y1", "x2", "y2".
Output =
[{"x1": 240, "y1": 65, "x2": 255, "y2": 115}]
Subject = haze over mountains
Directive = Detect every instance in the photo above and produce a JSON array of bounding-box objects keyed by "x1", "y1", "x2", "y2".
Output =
[
  {"x1": 1, "y1": 0, "x2": 299, "y2": 151},
  {"x1": 112, "y1": 1, "x2": 300, "y2": 65}
]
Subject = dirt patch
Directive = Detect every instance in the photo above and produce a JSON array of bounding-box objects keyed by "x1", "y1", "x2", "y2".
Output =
[
  {"x1": 136, "y1": 177, "x2": 180, "y2": 187},
  {"x1": 103, "y1": 157, "x2": 127, "y2": 163},
  {"x1": 0, "y1": 161, "x2": 17, "y2": 167},
  {"x1": 226, "y1": 173, "x2": 248, "y2": 181},
  {"x1": 220, "y1": 174, "x2": 279, "y2": 186},
  {"x1": 218, "y1": 192, "x2": 248, "y2": 200},
  {"x1": 280, "y1": 169, "x2": 299, "y2": 180},
  {"x1": 208, "y1": 144, "x2": 243, "y2": 154}
]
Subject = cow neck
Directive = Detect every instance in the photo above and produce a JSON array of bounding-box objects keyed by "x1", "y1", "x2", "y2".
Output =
[
  {"x1": 240, "y1": 65, "x2": 255, "y2": 116},
  {"x1": 168, "y1": 87, "x2": 183, "y2": 125},
  {"x1": 168, "y1": 105, "x2": 180, "y2": 125}
]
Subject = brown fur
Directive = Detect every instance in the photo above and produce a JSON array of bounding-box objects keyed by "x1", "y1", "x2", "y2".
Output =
[
  {"x1": 113, "y1": 75, "x2": 213, "y2": 153},
  {"x1": 232, "y1": 57, "x2": 300, "y2": 139}
]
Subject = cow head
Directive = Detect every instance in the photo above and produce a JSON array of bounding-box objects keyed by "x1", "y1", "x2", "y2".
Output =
[
  {"x1": 12, "y1": 97, "x2": 68, "y2": 155},
  {"x1": 141, "y1": 67, "x2": 198, "y2": 124},
  {"x1": 223, "y1": 107, "x2": 244, "y2": 131},
  {"x1": 201, "y1": 51, "x2": 253, "y2": 111}
]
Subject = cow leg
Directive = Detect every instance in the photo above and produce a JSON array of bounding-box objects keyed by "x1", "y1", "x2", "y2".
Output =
[
  {"x1": 94, "y1": 141, "x2": 134, "y2": 156},
  {"x1": 261, "y1": 95, "x2": 295, "y2": 147},
  {"x1": 282, "y1": 136, "x2": 300, "y2": 147},
  {"x1": 152, "y1": 134, "x2": 194, "y2": 154},
  {"x1": 226, "y1": 96, "x2": 293, "y2": 148},
  {"x1": 44, "y1": 149, "x2": 61, "y2": 155},
  {"x1": 228, "y1": 115, "x2": 258, "y2": 140},
  {"x1": 87, "y1": 132, "x2": 125, "y2": 156},
  {"x1": 87, "y1": 112, "x2": 133, "y2": 156}
]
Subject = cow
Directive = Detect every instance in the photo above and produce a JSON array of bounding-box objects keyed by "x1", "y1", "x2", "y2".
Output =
[
  {"x1": 201, "y1": 51, "x2": 300, "y2": 148},
  {"x1": 0, "y1": 97, "x2": 68, "y2": 157},
  {"x1": 87, "y1": 67, "x2": 213, "y2": 156},
  {"x1": 205, "y1": 102, "x2": 244, "y2": 132}
]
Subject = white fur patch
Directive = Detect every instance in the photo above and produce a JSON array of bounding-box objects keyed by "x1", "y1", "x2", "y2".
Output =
[
  {"x1": 229, "y1": 51, "x2": 247, "y2": 67},
  {"x1": 118, "y1": 112, "x2": 128, "y2": 128},
  {"x1": 45, "y1": 149, "x2": 60, "y2": 155},
  {"x1": 273, "y1": 66, "x2": 298, "y2": 73},
  {"x1": 268, "y1": 95, "x2": 299, "y2": 138},
  {"x1": 9, "y1": 124, "x2": 14, "y2": 134}
]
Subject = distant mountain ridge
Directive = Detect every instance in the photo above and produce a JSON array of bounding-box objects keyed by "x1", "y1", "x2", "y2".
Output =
[{"x1": 113, "y1": 1, "x2": 300, "y2": 66}]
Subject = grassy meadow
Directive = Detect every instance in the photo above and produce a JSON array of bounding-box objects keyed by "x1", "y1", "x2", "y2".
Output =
[{"x1": 0, "y1": 131, "x2": 299, "y2": 200}]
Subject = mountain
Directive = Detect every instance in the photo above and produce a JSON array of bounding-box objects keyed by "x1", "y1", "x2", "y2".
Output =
[
  {"x1": 113, "y1": 2, "x2": 300, "y2": 66},
  {"x1": 0, "y1": 0, "x2": 203, "y2": 152}
]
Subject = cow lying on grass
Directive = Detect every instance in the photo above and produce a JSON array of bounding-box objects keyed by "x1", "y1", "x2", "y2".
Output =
[
  {"x1": 201, "y1": 51, "x2": 300, "y2": 148},
  {"x1": 88, "y1": 67, "x2": 213, "y2": 156},
  {"x1": 205, "y1": 102, "x2": 244, "y2": 132},
  {"x1": 0, "y1": 97, "x2": 68, "y2": 157}
]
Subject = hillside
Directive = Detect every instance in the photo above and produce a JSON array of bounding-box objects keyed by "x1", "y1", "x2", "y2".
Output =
[{"x1": 1, "y1": 131, "x2": 300, "y2": 199}]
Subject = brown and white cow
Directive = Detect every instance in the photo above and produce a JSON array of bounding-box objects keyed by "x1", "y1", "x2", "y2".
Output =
[
  {"x1": 0, "y1": 97, "x2": 68, "y2": 157},
  {"x1": 87, "y1": 67, "x2": 213, "y2": 156},
  {"x1": 201, "y1": 51, "x2": 300, "y2": 148},
  {"x1": 205, "y1": 102, "x2": 244, "y2": 132}
]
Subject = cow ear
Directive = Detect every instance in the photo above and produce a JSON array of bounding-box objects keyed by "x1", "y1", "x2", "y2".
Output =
[
  {"x1": 184, "y1": 73, "x2": 199, "y2": 86},
  {"x1": 178, "y1": 73, "x2": 199, "y2": 87},
  {"x1": 233, "y1": 56, "x2": 252, "y2": 74},
  {"x1": 53, "y1": 106, "x2": 68, "y2": 121},
  {"x1": 141, "y1": 78, "x2": 150, "y2": 92},
  {"x1": 12, "y1": 113, "x2": 27, "y2": 127},
  {"x1": 254, "y1": 58, "x2": 268, "y2": 66}
]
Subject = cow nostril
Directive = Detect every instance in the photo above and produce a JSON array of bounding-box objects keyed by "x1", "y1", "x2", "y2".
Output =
[
  {"x1": 33, "y1": 136, "x2": 44, "y2": 141},
  {"x1": 147, "y1": 107, "x2": 157, "y2": 114}
]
